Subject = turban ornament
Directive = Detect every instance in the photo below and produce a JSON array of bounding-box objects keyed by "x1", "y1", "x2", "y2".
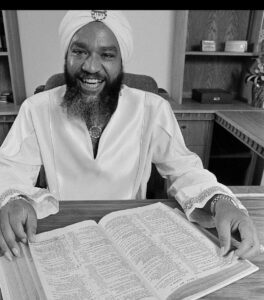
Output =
[{"x1": 58, "y1": 10, "x2": 133, "y2": 64}]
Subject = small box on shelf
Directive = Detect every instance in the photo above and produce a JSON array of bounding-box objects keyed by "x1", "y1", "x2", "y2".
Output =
[
  {"x1": 192, "y1": 89, "x2": 233, "y2": 104},
  {"x1": 201, "y1": 40, "x2": 216, "y2": 52}
]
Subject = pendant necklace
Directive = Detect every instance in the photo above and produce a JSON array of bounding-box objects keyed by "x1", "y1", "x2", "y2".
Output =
[
  {"x1": 89, "y1": 125, "x2": 102, "y2": 139},
  {"x1": 87, "y1": 111, "x2": 111, "y2": 140}
]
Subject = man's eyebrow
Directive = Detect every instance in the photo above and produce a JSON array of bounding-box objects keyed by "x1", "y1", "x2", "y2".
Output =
[
  {"x1": 100, "y1": 46, "x2": 118, "y2": 52},
  {"x1": 70, "y1": 41, "x2": 87, "y2": 48},
  {"x1": 70, "y1": 42, "x2": 118, "y2": 52}
]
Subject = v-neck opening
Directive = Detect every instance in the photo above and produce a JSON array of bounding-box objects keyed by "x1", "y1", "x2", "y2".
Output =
[
  {"x1": 89, "y1": 96, "x2": 121, "y2": 161},
  {"x1": 90, "y1": 114, "x2": 112, "y2": 160},
  {"x1": 90, "y1": 137, "x2": 100, "y2": 160}
]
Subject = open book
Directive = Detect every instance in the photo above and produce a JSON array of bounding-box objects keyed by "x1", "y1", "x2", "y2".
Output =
[{"x1": 0, "y1": 202, "x2": 259, "y2": 300}]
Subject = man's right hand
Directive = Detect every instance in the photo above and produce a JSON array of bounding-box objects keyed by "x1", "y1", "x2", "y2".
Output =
[{"x1": 0, "y1": 198, "x2": 37, "y2": 261}]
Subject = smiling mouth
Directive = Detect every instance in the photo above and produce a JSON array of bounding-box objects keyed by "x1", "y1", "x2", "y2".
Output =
[{"x1": 81, "y1": 78, "x2": 104, "y2": 88}]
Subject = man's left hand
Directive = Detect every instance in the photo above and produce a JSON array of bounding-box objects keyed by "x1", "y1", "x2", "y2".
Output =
[{"x1": 214, "y1": 199, "x2": 261, "y2": 259}]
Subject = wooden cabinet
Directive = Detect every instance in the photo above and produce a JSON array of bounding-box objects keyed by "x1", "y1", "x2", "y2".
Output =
[
  {"x1": 170, "y1": 10, "x2": 264, "y2": 105},
  {"x1": 175, "y1": 113, "x2": 214, "y2": 168},
  {"x1": 209, "y1": 122, "x2": 260, "y2": 185},
  {"x1": 0, "y1": 103, "x2": 18, "y2": 145},
  {"x1": 0, "y1": 116, "x2": 14, "y2": 145},
  {"x1": 0, "y1": 10, "x2": 26, "y2": 105}
]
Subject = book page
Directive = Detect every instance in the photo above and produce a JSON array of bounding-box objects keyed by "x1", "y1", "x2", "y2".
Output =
[
  {"x1": 99, "y1": 202, "x2": 258, "y2": 300},
  {"x1": 29, "y1": 219, "x2": 158, "y2": 300},
  {"x1": 0, "y1": 243, "x2": 46, "y2": 300}
]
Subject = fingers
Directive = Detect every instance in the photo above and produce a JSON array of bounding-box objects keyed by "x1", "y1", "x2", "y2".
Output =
[
  {"x1": 0, "y1": 200, "x2": 37, "y2": 261},
  {"x1": 216, "y1": 219, "x2": 232, "y2": 256},
  {"x1": 9, "y1": 202, "x2": 37, "y2": 244},
  {"x1": 234, "y1": 220, "x2": 260, "y2": 259},
  {"x1": 25, "y1": 209, "x2": 37, "y2": 243},
  {"x1": 9, "y1": 213, "x2": 27, "y2": 243},
  {"x1": 238, "y1": 244, "x2": 260, "y2": 259},
  {"x1": 0, "y1": 208, "x2": 20, "y2": 259},
  {"x1": 215, "y1": 202, "x2": 262, "y2": 260},
  {"x1": 0, "y1": 234, "x2": 13, "y2": 261}
]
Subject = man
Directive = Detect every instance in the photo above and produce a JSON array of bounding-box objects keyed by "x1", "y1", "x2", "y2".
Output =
[{"x1": 0, "y1": 10, "x2": 262, "y2": 261}]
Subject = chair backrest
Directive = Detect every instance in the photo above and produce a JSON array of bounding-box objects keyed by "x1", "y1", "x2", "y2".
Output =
[{"x1": 44, "y1": 72, "x2": 159, "y2": 94}]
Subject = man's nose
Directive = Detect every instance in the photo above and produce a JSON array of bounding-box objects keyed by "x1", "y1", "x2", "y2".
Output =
[{"x1": 81, "y1": 54, "x2": 101, "y2": 73}]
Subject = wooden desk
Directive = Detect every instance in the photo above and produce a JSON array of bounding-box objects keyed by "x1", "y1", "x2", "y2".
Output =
[
  {"x1": 215, "y1": 110, "x2": 264, "y2": 159},
  {"x1": 36, "y1": 188, "x2": 264, "y2": 300},
  {"x1": 214, "y1": 111, "x2": 264, "y2": 184},
  {"x1": 169, "y1": 101, "x2": 264, "y2": 179}
]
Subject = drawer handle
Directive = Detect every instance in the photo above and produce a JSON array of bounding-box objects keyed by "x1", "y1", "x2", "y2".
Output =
[{"x1": 180, "y1": 125, "x2": 187, "y2": 129}]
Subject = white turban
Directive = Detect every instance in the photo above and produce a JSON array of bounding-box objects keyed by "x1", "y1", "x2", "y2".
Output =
[{"x1": 58, "y1": 10, "x2": 133, "y2": 64}]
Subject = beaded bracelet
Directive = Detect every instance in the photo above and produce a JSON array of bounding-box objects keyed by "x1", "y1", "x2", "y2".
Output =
[{"x1": 210, "y1": 194, "x2": 239, "y2": 216}]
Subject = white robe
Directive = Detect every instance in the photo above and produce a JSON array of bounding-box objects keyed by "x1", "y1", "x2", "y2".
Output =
[{"x1": 0, "y1": 85, "x2": 245, "y2": 225}]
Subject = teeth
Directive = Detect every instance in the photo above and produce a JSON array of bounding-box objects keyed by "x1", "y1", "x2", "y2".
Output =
[{"x1": 83, "y1": 79, "x2": 102, "y2": 84}]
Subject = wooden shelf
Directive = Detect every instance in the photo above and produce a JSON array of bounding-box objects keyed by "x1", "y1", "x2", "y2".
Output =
[
  {"x1": 210, "y1": 153, "x2": 251, "y2": 159},
  {"x1": 0, "y1": 51, "x2": 8, "y2": 56},
  {"x1": 169, "y1": 98, "x2": 259, "y2": 114},
  {"x1": 170, "y1": 10, "x2": 264, "y2": 105},
  {"x1": 185, "y1": 51, "x2": 258, "y2": 57}
]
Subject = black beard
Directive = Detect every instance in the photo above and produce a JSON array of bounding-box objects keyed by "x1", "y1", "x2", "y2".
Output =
[{"x1": 61, "y1": 64, "x2": 124, "y2": 123}]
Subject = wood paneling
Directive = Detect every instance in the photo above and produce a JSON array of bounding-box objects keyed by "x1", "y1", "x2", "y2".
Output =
[
  {"x1": 1, "y1": 10, "x2": 26, "y2": 105},
  {"x1": 0, "y1": 122, "x2": 12, "y2": 145},
  {"x1": 186, "y1": 10, "x2": 251, "y2": 51},
  {"x1": 0, "y1": 56, "x2": 11, "y2": 93},
  {"x1": 183, "y1": 56, "x2": 246, "y2": 99}
]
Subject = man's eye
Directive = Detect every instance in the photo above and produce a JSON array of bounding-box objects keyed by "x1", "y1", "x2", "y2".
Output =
[
  {"x1": 72, "y1": 49, "x2": 86, "y2": 56},
  {"x1": 102, "y1": 53, "x2": 115, "y2": 59}
]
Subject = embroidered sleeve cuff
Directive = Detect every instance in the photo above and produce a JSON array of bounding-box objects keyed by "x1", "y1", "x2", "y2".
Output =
[
  {"x1": 180, "y1": 186, "x2": 248, "y2": 228},
  {"x1": 210, "y1": 194, "x2": 248, "y2": 217},
  {"x1": 0, "y1": 188, "x2": 59, "y2": 219},
  {"x1": 0, "y1": 189, "x2": 26, "y2": 208}
]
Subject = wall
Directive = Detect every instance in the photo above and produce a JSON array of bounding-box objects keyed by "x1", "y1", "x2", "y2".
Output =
[{"x1": 17, "y1": 10, "x2": 174, "y2": 97}]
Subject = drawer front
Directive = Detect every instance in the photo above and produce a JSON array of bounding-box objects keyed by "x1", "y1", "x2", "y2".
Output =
[{"x1": 178, "y1": 120, "x2": 211, "y2": 146}]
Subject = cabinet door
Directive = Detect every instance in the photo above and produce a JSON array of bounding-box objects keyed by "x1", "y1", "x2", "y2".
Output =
[
  {"x1": 188, "y1": 145, "x2": 206, "y2": 162},
  {"x1": 0, "y1": 114, "x2": 15, "y2": 145},
  {"x1": 178, "y1": 120, "x2": 213, "y2": 167},
  {"x1": 0, "y1": 122, "x2": 12, "y2": 145},
  {"x1": 178, "y1": 120, "x2": 211, "y2": 145}
]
